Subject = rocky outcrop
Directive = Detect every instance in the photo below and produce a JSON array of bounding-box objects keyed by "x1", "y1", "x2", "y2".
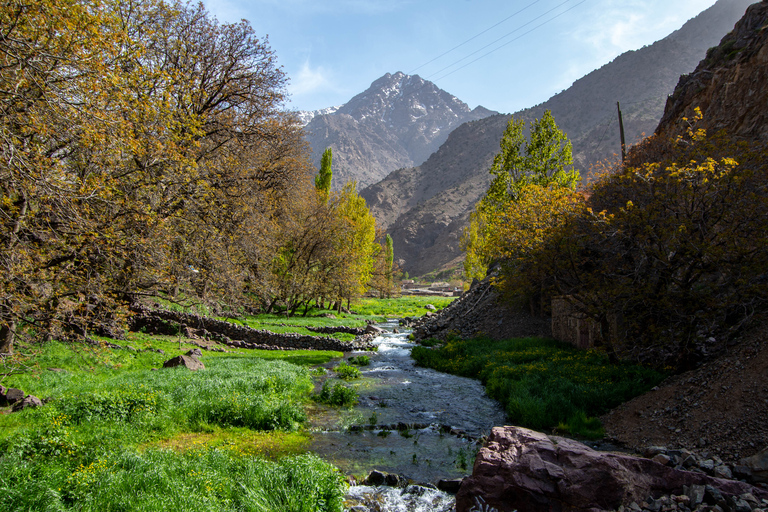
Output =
[
  {"x1": 455, "y1": 426, "x2": 768, "y2": 512},
  {"x1": 129, "y1": 305, "x2": 375, "y2": 352},
  {"x1": 410, "y1": 272, "x2": 550, "y2": 343},
  {"x1": 658, "y1": 1, "x2": 768, "y2": 142}
]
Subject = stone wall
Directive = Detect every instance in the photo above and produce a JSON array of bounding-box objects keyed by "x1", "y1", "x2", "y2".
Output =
[
  {"x1": 129, "y1": 305, "x2": 375, "y2": 352},
  {"x1": 550, "y1": 296, "x2": 624, "y2": 350}
]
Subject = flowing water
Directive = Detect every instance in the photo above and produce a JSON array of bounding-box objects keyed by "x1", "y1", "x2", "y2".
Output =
[{"x1": 307, "y1": 320, "x2": 507, "y2": 511}]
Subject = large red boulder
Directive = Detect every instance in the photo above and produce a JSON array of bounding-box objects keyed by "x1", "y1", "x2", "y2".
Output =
[{"x1": 455, "y1": 426, "x2": 768, "y2": 512}]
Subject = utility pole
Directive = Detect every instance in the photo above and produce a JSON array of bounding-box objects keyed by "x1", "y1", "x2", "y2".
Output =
[{"x1": 617, "y1": 102, "x2": 626, "y2": 163}]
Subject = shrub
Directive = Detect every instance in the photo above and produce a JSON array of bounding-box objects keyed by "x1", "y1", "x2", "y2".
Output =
[
  {"x1": 347, "y1": 355, "x2": 370, "y2": 366},
  {"x1": 315, "y1": 381, "x2": 358, "y2": 407},
  {"x1": 333, "y1": 362, "x2": 361, "y2": 380}
]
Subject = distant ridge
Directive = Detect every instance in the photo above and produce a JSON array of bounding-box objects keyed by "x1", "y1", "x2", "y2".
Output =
[
  {"x1": 301, "y1": 72, "x2": 496, "y2": 189},
  {"x1": 360, "y1": 0, "x2": 756, "y2": 276}
]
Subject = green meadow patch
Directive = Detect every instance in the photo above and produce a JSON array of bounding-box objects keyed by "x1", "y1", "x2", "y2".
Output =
[
  {"x1": 0, "y1": 338, "x2": 346, "y2": 511},
  {"x1": 411, "y1": 337, "x2": 667, "y2": 438}
]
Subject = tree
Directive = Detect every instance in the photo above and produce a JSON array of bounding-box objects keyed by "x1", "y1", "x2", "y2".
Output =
[
  {"x1": 462, "y1": 110, "x2": 579, "y2": 280},
  {"x1": 0, "y1": 0, "x2": 308, "y2": 351},
  {"x1": 315, "y1": 148, "x2": 333, "y2": 202},
  {"x1": 544, "y1": 120, "x2": 768, "y2": 367},
  {"x1": 384, "y1": 234, "x2": 394, "y2": 298}
]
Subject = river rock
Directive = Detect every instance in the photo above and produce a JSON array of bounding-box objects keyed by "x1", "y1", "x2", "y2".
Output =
[
  {"x1": 162, "y1": 354, "x2": 205, "y2": 371},
  {"x1": 365, "y1": 470, "x2": 387, "y2": 486},
  {"x1": 741, "y1": 447, "x2": 768, "y2": 484},
  {"x1": 365, "y1": 324, "x2": 384, "y2": 335},
  {"x1": 437, "y1": 478, "x2": 464, "y2": 494},
  {"x1": 11, "y1": 394, "x2": 43, "y2": 412},
  {"x1": 455, "y1": 426, "x2": 768, "y2": 512},
  {"x1": 1, "y1": 387, "x2": 25, "y2": 406}
]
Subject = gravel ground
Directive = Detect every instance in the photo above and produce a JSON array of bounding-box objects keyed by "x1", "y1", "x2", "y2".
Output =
[{"x1": 602, "y1": 314, "x2": 768, "y2": 464}]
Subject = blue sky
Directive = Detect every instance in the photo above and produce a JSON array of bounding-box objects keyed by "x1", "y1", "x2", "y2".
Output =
[{"x1": 202, "y1": 0, "x2": 721, "y2": 114}]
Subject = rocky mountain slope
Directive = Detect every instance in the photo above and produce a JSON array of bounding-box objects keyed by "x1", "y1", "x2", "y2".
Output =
[
  {"x1": 601, "y1": 0, "x2": 768, "y2": 462},
  {"x1": 658, "y1": 0, "x2": 768, "y2": 142},
  {"x1": 361, "y1": 0, "x2": 756, "y2": 276},
  {"x1": 301, "y1": 72, "x2": 495, "y2": 189}
]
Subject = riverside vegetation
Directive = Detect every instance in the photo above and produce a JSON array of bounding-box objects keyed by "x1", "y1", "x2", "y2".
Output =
[
  {"x1": 412, "y1": 336, "x2": 667, "y2": 438},
  {"x1": 0, "y1": 296, "x2": 674, "y2": 509},
  {"x1": 0, "y1": 297, "x2": 445, "y2": 511}
]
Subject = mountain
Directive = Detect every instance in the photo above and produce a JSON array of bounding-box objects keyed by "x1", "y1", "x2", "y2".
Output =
[
  {"x1": 361, "y1": 0, "x2": 757, "y2": 277},
  {"x1": 301, "y1": 72, "x2": 496, "y2": 189},
  {"x1": 657, "y1": 0, "x2": 768, "y2": 143}
]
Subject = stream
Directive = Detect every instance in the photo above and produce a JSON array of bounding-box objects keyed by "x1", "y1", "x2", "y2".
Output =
[{"x1": 307, "y1": 320, "x2": 507, "y2": 511}]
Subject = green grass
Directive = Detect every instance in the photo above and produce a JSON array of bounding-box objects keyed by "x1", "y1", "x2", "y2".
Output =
[
  {"x1": 0, "y1": 448, "x2": 345, "y2": 512},
  {"x1": 314, "y1": 381, "x2": 358, "y2": 407},
  {"x1": 411, "y1": 336, "x2": 667, "y2": 438},
  {"x1": 333, "y1": 362, "x2": 361, "y2": 380},
  {"x1": 347, "y1": 355, "x2": 370, "y2": 366},
  {"x1": 352, "y1": 296, "x2": 455, "y2": 318},
  {"x1": 0, "y1": 338, "x2": 347, "y2": 511}
]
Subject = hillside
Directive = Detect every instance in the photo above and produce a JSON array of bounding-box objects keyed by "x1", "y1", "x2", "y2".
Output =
[
  {"x1": 301, "y1": 72, "x2": 495, "y2": 189},
  {"x1": 361, "y1": 0, "x2": 756, "y2": 276}
]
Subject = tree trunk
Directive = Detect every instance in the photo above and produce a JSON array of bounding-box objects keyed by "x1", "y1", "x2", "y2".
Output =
[{"x1": 0, "y1": 321, "x2": 16, "y2": 354}]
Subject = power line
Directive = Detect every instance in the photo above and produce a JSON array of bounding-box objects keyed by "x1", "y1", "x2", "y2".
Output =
[
  {"x1": 430, "y1": 0, "x2": 590, "y2": 82},
  {"x1": 424, "y1": 0, "x2": 576, "y2": 80},
  {"x1": 409, "y1": 0, "x2": 542, "y2": 74}
]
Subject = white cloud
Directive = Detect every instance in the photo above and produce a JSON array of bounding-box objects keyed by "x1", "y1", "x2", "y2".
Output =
[
  {"x1": 570, "y1": 0, "x2": 718, "y2": 63},
  {"x1": 289, "y1": 60, "x2": 334, "y2": 97}
]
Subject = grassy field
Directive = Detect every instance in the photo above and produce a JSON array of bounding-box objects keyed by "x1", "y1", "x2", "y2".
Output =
[
  {"x1": 0, "y1": 297, "x2": 453, "y2": 511},
  {"x1": 412, "y1": 336, "x2": 667, "y2": 438},
  {"x1": 0, "y1": 335, "x2": 346, "y2": 512}
]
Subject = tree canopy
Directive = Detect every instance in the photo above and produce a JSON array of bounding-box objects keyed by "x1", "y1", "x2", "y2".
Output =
[
  {"x1": 0, "y1": 0, "x2": 382, "y2": 353},
  {"x1": 462, "y1": 110, "x2": 580, "y2": 281}
]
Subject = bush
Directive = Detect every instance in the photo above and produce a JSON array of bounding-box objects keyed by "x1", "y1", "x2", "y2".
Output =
[
  {"x1": 333, "y1": 362, "x2": 361, "y2": 380},
  {"x1": 315, "y1": 381, "x2": 358, "y2": 407},
  {"x1": 347, "y1": 355, "x2": 370, "y2": 366}
]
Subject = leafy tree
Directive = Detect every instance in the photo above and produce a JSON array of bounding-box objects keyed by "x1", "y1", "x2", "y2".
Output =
[
  {"x1": 315, "y1": 148, "x2": 333, "y2": 202},
  {"x1": 462, "y1": 111, "x2": 579, "y2": 281},
  {"x1": 545, "y1": 119, "x2": 768, "y2": 366},
  {"x1": 384, "y1": 234, "x2": 394, "y2": 297},
  {"x1": 0, "y1": 0, "x2": 307, "y2": 351}
]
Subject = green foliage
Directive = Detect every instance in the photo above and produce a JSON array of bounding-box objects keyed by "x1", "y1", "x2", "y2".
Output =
[
  {"x1": 347, "y1": 355, "x2": 370, "y2": 366},
  {"x1": 486, "y1": 110, "x2": 578, "y2": 206},
  {"x1": 333, "y1": 362, "x2": 361, "y2": 380},
  {"x1": 315, "y1": 381, "x2": 358, "y2": 407},
  {"x1": 316, "y1": 147, "x2": 333, "y2": 202},
  {"x1": 411, "y1": 337, "x2": 666, "y2": 438},
  {"x1": 462, "y1": 110, "x2": 579, "y2": 280},
  {"x1": 0, "y1": 449, "x2": 345, "y2": 512}
]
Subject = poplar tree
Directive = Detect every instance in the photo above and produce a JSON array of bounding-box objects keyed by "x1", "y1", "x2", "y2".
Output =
[
  {"x1": 315, "y1": 148, "x2": 333, "y2": 202},
  {"x1": 385, "y1": 234, "x2": 394, "y2": 298}
]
